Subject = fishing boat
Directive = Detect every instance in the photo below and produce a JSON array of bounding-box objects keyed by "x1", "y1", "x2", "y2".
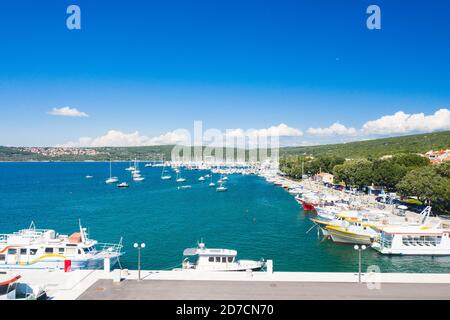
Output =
[
  {"x1": 105, "y1": 161, "x2": 118, "y2": 184},
  {"x1": 311, "y1": 210, "x2": 381, "y2": 245},
  {"x1": 179, "y1": 242, "x2": 265, "y2": 272},
  {"x1": 0, "y1": 222, "x2": 123, "y2": 270}
]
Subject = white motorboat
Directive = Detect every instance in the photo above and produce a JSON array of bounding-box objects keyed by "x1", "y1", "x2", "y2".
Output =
[
  {"x1": 0, "y1": 272, "x2": 47, "y2": 300},
  {"x1": 117, "y1": 182, "x2": 129, "y2": 188},
  {"x1": 198, "y1": 176, "x2": 205, "y2": 181},
  {"x1": 144, "y1": 163, "x2": 153, "y2": 167},
  {"x1": 371, "y1": 207, "x2": 450, "y2": 255},
  {"x1": 133, "y1": 176, "x2": 145, "y2": 182},
  {"x1": 0, "y1": 272, "x2": 20, "y2": 299},
  {"x1": 179, "y1": 242, "x2": 265, "y2": 272},
  {"x1": 0, "y1": 221, "x2": 123, "y2": 270},
  {"x1": 85, "y1": 175, "x2": 93, "y2": 179}
]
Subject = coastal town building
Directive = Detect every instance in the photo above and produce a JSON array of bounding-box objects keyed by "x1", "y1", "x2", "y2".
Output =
[
  {"x1": 425, "y1": 149, "x2": 450, "y2": 165},
  {"x1": 314, "y1": 172, "x2": 334, "y2": 184}
]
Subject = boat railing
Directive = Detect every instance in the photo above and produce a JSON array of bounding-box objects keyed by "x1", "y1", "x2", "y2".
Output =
[
  {"x1": 0, "y1": 229, "x2": 49, "y2": 243},
  {"x1": 96, "y1": 241, "x2": 124, "y2": 255}
]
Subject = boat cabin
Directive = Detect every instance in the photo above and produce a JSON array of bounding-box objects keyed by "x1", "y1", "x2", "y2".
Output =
[{"x1": 183, "y1": 244, "x2": 237, "y2": 269}]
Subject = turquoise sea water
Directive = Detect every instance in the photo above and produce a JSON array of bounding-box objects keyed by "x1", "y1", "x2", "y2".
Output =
[{"x1": 1, "y1": 162, "x2": 449, "y2": 273}]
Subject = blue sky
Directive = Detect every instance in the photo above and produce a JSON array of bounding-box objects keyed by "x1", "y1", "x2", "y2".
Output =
[{"x1": 0, "y1": 0, "x2": 449, "y2": 146}]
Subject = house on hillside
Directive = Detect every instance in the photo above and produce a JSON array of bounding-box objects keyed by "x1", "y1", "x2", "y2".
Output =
[{"x1": 425, "y1": 149, "x2": 450, "y2": 165}]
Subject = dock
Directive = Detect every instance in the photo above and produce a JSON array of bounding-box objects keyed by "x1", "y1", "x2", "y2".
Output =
[{"x1": 12, "y1": 268, "x2": 450, "y2": 300}]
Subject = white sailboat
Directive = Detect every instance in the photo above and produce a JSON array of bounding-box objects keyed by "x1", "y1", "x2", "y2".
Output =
[
  {"x1": 209, "y1": 174, "x2": 215, "y2": 187},
  {"x1": 176, "y1": 169, "x2": 186, "y2": 183},
  {"x1": 161, "y1": 160, "x2": 172, "y2": 180},
  {"x1": 105, "y1": 161, "x2": 119, "y2": 184},
  {"x1": 216, "y1": 181, "x2": 228, "y2": 192},
  {"x1": 131, "y1": 159, "x2": 145, "y2": 181},
  {"x1": 125, "y1": 160, "x2": 135, "y2": 171}
]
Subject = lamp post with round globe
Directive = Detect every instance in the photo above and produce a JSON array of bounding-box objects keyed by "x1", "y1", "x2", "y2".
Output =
[
  {"x1": 134, "y1": 243, "x2": 146, "y2": 281},
  {"x1": 354, "y1": 244, "x2": 367, "y2": 283}
]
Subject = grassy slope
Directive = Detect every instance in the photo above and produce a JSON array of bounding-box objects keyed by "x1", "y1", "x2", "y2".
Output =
[{"x1": 279, "y1": 130, "x2": 450, "y2": 159}]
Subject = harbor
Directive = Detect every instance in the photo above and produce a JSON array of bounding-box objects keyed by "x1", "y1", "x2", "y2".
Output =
[{"x1": 1, "y1": 160, "x2": 450, "y2": 300}]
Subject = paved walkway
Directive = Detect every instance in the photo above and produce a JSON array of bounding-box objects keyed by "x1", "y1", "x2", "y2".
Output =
[{"x1": 77, "y1": 279, "x2": 450, "y2": 300}]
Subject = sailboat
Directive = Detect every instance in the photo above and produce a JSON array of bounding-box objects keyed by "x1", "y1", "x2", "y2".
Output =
[
  {"x1": 105, "y1": 161, "x2": 119, "y2": 184},
  {"x1": 125, "y1": 160, "x2": 135, "y2": 171},
  {"x1": 216, "y1": 181, "x2": 228, "y2": 192},
  {"x1": 209, "y1": 174, "x2": 215, "y2": 187},
  {"x1": 176, "y1": 169, "x2": 186, "y2": 183},
  {"x1": 132, "y1": 160, "x2": 145, "y2": 181},
  {"x1": 161, "y1": 162, "x2": 172, "y2": 180}
]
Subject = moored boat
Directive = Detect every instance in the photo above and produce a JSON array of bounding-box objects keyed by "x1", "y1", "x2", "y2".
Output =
[
  {"x1": 178, "y1": 242, "x2": 265, "y2": 271},
  {"x1": 0, "y1": 222, "x2": 123, "y2": 270}
]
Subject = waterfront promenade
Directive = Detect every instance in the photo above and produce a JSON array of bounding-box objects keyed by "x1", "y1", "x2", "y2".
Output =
[
  {"x1": 78, "y1": 279, "x2": 450, "y2": 300},
  {"x1": 13, "y1": 268, "x2": 450, "y2": 300}
]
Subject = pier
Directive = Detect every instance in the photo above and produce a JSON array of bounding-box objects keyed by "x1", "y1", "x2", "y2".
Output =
[{"x1": 12, "y1": 267, "x2": 450, "y2": 300}]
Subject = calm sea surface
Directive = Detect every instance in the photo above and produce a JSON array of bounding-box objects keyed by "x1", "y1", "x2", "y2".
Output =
[{"x1": 0, "y1": 162, "x2": 449, "y2": 273}]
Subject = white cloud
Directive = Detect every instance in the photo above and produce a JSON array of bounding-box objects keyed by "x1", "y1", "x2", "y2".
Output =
[
  {"x1": 48, "y1": 106, "x2": 89, "y2": 117},
  {"x1": 58, "y1": 130, "x2": 190, "y2": 147},
  {"x1": 362, "y1": 108, "x2": 450, "y2": 135},
  {"x1": 307, "y1": 122, "x2": 357, "y2": 136},
  {"x1": 225, "y1": 123, "x2": 303, "y2": 138},
  {"x1": 58, "y1": 124, "x2": 302, "y2": 148}
]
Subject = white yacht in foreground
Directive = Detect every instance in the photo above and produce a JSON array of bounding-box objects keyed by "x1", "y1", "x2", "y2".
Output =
[
  {"x1": 179, "y1": 242, "x2": 265, "y2": 271},
  {"x1": 0, "y1": 222, "x2": 123, "y2": 270}
]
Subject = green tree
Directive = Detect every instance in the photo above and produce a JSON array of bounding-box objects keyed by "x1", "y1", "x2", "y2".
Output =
[
  {"x1": 371, "y1": 159, "x2": 407, "y2": 190},
  {"x1": 333, "y1": 159, "x2": 373, "y2": 188},
  {"x1": 396, "y1": 166, "x2": 450, "y2": 214},
  {"x1": 391, "y1": 153, "x2": 430, "y2": 169}
]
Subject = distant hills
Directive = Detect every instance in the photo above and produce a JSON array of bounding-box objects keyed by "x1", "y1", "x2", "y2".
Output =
[
  {"x1": 280, "y1": 130, "x2": 450, "y2": 159},
  {"x1": 0, "y1": 130, "x2": 449, "y2": 162}
]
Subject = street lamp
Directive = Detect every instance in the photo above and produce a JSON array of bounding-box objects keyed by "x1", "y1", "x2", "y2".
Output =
[
  {"x1": 354, "y1": 244, "x2": 367, "y2": 283},
  {"x1": 133, "y1": 243, "x2": 146, "y2": 280}
]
